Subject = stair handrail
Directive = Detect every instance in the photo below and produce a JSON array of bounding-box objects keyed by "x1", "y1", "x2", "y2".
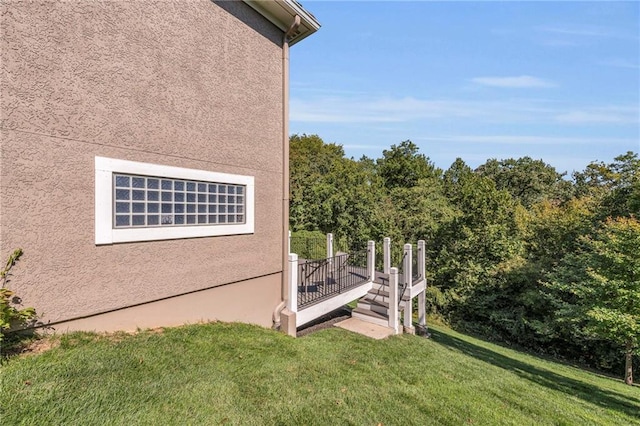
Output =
[{"x1": 397, "y1": 244, "x2": 411, "y2": 310}]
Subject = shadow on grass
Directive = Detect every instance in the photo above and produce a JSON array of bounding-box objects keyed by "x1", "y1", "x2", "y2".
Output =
[{"x1": 430, "y1": 328, "x2": 640, "y2": 418}]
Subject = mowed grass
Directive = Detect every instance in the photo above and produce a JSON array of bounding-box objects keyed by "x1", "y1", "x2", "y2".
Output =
[{"x1": 2, "y1": 322, "x2": 639, "y2": 425}]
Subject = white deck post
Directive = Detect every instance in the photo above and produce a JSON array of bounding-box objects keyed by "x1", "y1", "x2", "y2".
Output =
[
  {"x1": 327, "y1": 233, "x2": 333, "y2": 259},
  {"x1": 389, "y1": 267, "x2": 399, "y2": 334},
  {"x1": 288, "y1": 230, "x2": 292, "y2": 254},
  {"x1": 287, "y1": 253, "x2": 298, "y2": 313},
  {"x1": 403, "y1": 243, "x2": 414, "y2": 333},
  {"x1": 367, "y1": 240, "x2": 375, "y2": 281},
  {"x1": 383, "y1": 237, "x2": 391, "y2": 274},
  {"x1": 417, "y1": 240, "x2": 426, "y2": 327}
]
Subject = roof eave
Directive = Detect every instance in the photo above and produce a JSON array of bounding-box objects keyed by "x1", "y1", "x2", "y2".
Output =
[{"x1": 243, "y1": 0, "x2": 320, "y2": 45}]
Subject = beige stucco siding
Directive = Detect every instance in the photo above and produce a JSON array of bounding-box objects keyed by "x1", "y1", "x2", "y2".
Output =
[{"x1": 0, "y1": 0, "x2": 285, "y2": 327}]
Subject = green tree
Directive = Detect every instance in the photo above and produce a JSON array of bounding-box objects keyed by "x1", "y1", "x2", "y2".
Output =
[
  {"x1": 573, "y1": 151, "x2": 639, "y2": 218},
  {"x1": 289, "y1": 134, "x2": 347, "y2": 232},
  {"x1": 434, "y1": 159, "x2": 524, "y2": 324},
  {"x1": 546, "y1": 217, "x2": 640, "y2": 385},
  {"x1": 476, "y1": 157, "x2": 573, "y2": 208},
  {"x1": 377, "y1": 140, "x2": 440, "y2": 190}
]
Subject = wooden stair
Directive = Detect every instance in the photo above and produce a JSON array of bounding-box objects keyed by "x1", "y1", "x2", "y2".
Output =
[{"x1": 352, "y1": 276, "x2": 407, "y2": 331}]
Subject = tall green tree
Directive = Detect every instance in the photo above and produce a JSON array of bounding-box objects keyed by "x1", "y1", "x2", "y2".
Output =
[
  {"x1": 476, "y1": 157, "x2": 573, "y2": 207},
  {"x1": 545, "y1": 216, "x2": 640, "y2": 385},
  {"x1": 377, "y1": 140, "x2": 440, "y2": 190},
  {"x1": 435, "y1": 159, "x2": 524, "y2": 323},
  {"x1": 573, "y1": 151, "x2": 639, "y2": 218}
]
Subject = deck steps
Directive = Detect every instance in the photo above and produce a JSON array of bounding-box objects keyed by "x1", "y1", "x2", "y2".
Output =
[{"x1": 351, "y1": 306, "x2": 390, "y2": 328}]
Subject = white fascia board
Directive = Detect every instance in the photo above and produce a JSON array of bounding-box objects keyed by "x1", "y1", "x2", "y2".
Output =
[{"x1": 243, "y1": 0, "x2": 320, "y2": 45}]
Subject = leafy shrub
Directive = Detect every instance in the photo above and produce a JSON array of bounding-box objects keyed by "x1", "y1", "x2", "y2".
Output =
[{"x1": 1, "y1": 249, "x2": 37, "y2": 340}]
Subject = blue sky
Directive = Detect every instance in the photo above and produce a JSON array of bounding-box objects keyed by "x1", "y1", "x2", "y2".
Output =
[{"x1": 289, "y1": 1, "x2": 640, "y2": 174}]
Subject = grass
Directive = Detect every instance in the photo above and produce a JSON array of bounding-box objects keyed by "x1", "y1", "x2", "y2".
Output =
[{"x1": 2, "y1": 322, "x2": 639, "y2": 425}]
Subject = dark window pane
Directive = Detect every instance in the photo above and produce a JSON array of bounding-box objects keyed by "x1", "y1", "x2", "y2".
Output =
[
  {"x1": 209, "y1": 194, "x2": 216, "y2": 203},
  {"x1": 115, "y1": 215, "x2": 130, "y2": 227},
  {"x1": 116, "y1": 202, "x2": 130, "y2": 213},
  {"x1": 198, "y1": 194, "x2": 206, "y2": 203},
  {"x1": 174, "y1": 215, "x2": 185, "y2": 224},
  {"x1": 187, "y1": 215, "x2": 196, "y2": 224},
  {"x1": 187, "y1": 204, "x2": 196, "y2": 213},
  {"x1": 115, "y1": 175, "x2": 130, "y2": 187},
  {"x1": 115, "y1": 189, "x2": 130, "y2": 200},
  {"x1": 175, "y1": 192, "x2": 184, "y2": 202},
  {"x1": 148, "y1": 203, "x2": 159, "y2": 213},
  {"x1": 219, "y1": 215, "x2": 227, "y2": 223},
  {"x1": 228, "y1": 205, "x2": 235, "y2": 214},
  {"x1": 174, "y1": 181, "x2": 184, "y2": 191},
  {"x1": 208, "y1": 184, "x2": 216, "y2": 193},
  {"x1": 218, "y1": 195, "x2": 226, "y2": 203},
  {"x1": 198, "y1": 215, "x2": 207, "y2": 224},
  {"x1": 132, "y1": 190, "x2": 145, "y2": 201},
  {"x1": 132, "y1": 215, "x2": 145, "y2": 226},
  {"x1": 198, "y1": 183, "x2": 207, "y2": 192},
  {"x1": 208, "y1": 205, "x2": 217, "y2": 213},
  {"x1": 162, "y1": 203, "x2": 172, "y2": 213},
  {"x1": 186, "y1": 182, "x2": 196, "y2": 192},
  {"x1": 227, "y1": 215, "x2": 235, "y2": 223},
  {"x1": 219, "y1": 205, "x2": 226, "y2": 213},
  {"x1": 218, "y1": 185, "x2": 227, "y2": 194},
  {"x1": 148, "y1": 191, "x2": 159, "y2": 201},
  {"x1": 236, "y1": 186, "x2": 244, "y2": 195},
  {"x1": 147, "y1": 179, "x2": 159, "y2": 189},
  {"x1": 228, "y1": 186, "x2": 236, "y2": 195},
  {"x1": 132, "y1": 177, "x2": 145, "y2": 188},
  {"x1": 187, "y1": 193, "x2": 196, "y2": 202},
  {"x1": 162, "y1": 180, "x2": 172, "y2": 190},
  {"x1": 198, "y1": 205, "x2": 207, "y2": 213},
  {"x1": 162, "y1": 192, "x2": 172, "y2": 201},
  {"x1": 237, "y1": 205, "x2": 244, "y2": 214},
  {"x1": 175, "y1": 204, "x2": 184, "y2": 213},
  {"x1": 228, "y1": 196, "x2": 235, "y2": 203},
  {"x1": 132, "y1": 203, "x2": 145, "y2": 213},
  {"x1": 237, "y1": 196, "x2": 244, "y2": 204},
  {"x1": 148, "y1": 215, "x2": 159, "y2": 225},
  {"x1": 237, "y1": 215, "x2": 244, "y2": 223},
  {"x1": 209, "y1": 215, "x2": 217, "y2": 223}
]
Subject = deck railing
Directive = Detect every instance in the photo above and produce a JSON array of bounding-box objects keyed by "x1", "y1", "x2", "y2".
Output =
[{"x1": 297, "y1": 249, "x2": 369, "y2": 310}]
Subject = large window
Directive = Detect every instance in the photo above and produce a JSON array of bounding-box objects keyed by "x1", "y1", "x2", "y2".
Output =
[{"x1": 95, "y1": 157, "x2": 254, "y2": 244}]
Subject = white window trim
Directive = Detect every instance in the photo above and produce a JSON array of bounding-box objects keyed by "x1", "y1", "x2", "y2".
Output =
[{"x1": 95, "y1": 156, "x2": 254, "y2": 245}]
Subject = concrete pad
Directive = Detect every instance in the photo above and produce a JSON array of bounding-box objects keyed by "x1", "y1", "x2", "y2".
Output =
[{"x1": 334, "y1": 317, "x2": 396, "y2": 340}]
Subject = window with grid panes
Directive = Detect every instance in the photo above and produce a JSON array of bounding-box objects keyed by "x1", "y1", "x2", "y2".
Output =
[
  {"x1": 113, "y1": 175, "x2": 246, "y2": 228},
  {"x1": 95, "y1": 157, "x2": 254, "y2": 244}
]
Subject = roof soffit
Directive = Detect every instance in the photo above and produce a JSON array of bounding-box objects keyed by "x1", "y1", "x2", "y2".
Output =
[{"x1": 243, "y1": 0, "x2": 320, "y2": 45}]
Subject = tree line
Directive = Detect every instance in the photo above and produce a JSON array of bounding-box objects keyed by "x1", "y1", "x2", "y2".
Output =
[{"x1": 289, "y1": 134, "x2": 639, "y2": 385}]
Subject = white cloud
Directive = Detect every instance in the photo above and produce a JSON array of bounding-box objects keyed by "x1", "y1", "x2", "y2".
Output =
[
  {"x1": 290, "y1": 96, "x2": 486, "y2": 123},
  {"x1": 290, "y1": 94, "x2": 638, "y2": 131},
  {"x1": 599, "y1": 58, "x2": 640, "y2": 69},
  {"x1": 471, "y1": 75, "x2": 557, "y2": 88},
  {"x1": 290, "y1": 95, "x2": 554, "y2": 124},
  {"x1": 535, "y1": 26, "x2": 616, "y2": 38},
  {"x1": 555, "y1": 106, "x2": 639, "y2": 124},
  {"x1": 415, "y1": 135, "x2": 638, "y2": 146}
]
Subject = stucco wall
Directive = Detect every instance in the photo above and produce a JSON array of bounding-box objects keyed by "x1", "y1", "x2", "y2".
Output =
[{"x1": 0, "y1": 0, "x2": 285, "y2": 327}]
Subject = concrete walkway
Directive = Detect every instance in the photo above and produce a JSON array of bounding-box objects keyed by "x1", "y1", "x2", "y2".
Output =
[{"x1": 334, "y1": 317, "x2": 396, "y2": 340}]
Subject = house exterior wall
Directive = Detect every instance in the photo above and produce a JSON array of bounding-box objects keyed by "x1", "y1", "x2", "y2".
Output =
[{"x1": 0, "y1": 0, "x2": 285, "y2": 330}]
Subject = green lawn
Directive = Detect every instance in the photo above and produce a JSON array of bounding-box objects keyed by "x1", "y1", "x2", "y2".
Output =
[{"x1": 2, "y1": 322, "x2": 639, "y2": 425}]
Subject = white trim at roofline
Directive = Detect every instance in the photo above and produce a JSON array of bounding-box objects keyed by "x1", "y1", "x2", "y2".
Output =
[
  {"x1": 95, "y1": 156, "x2": 255, "y2": 245},
  {"x1": 243, "y1": 0, "x2": 320, "y2": 45}
]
